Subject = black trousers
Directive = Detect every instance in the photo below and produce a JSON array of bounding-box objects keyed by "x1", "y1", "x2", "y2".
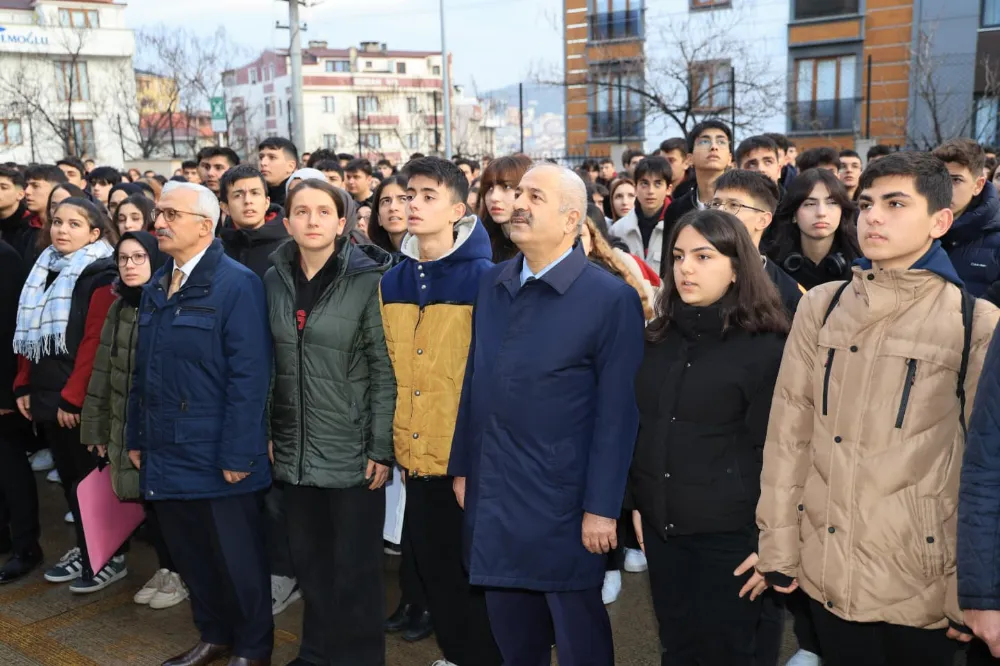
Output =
[
  {"x1": 406, "y1": 476, "x2": 501, "y2": 666},
  {"x1": 809, "y1": 598, "x2": 958, "y2": 666},
  {"x1": 285, "y1": 484, "x2": 385, "y2": 666},
  {"x1": 0, "y1": 413, "x2": 38, "y2": 554},
  {"x1": 644, "y1": 525, "x2": 762, "y2": 666},
  {"x1": 156, "y1": 493, "x2": 273, "y2": 660},
  {"x1": 398, "y1": 517, "x2": 427, "y2": 608},
  {"x1": 263, "y1": 481, "x2": 294, "y2": 578},
  {"x1": 142, "y1": 502, "x2": 174, "y2": 572},
  {"x1": 39, "y1": 421, "x2": 99, "y2": 574}
]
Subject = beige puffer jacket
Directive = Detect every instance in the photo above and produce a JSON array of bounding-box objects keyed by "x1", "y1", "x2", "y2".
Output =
[{"x1": 757, "y1": 267, "x2": 999, "y2": 629}]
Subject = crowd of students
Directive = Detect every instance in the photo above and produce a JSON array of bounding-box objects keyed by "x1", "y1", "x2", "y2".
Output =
[{"x1": 1, "y1": 125, "x2": 1000, "y2": 666}]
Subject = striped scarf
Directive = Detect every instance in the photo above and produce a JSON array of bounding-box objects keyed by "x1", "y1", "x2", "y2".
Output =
[{"x1": 13, "y1": 240, "x2": 113, "y2": 362}]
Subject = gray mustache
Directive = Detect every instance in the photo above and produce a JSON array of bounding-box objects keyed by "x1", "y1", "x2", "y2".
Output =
[{"x1": 155, "y1": 229, "x2": 174, "y2": 238}]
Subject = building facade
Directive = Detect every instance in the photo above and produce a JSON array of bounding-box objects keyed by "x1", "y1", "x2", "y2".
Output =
[
  {"x1": 0, "y1": 0, "x2": 137, "y2": 166},
  {"x1": 223, "y1": 41, "x2": 499, "y2": 162}
]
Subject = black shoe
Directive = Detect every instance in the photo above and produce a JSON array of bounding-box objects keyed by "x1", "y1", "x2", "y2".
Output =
[
  {"x1": 0, "y1": 531, "x2": 11, "y2": 556},
  {"x1": 0, "y1": 546, "x2": 43, "y2": 584},
  {"x1": 385, "y1": 602, "x2": 414, "y2": 633},
  {"x1": 401, "y1": 609, "x2": 433, "y2": 642},
  {"x1": 284, "y1": 660, "x2": 319, "y2": 666}
]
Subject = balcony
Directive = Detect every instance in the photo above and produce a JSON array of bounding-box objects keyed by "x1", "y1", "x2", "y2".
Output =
[
  {"x1": 588, "y1": 9, "x2": 643, "y2": 43},
  {"x1": 793, "y1": 0, "x2": 859, "y2": 21},
  {"x1": 589, "y1": 110, "x2": 643, "y2": 141},
  {"x1": 788, "y1": 98, "x2": 858, "y2": 133},
  {"x1": 353, "y1": 114, "x2": 400, "y2": 127}
]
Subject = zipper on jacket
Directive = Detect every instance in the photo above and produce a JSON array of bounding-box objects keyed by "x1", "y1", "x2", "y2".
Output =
[
  {"x1": 822, "y1": 348, "x2": 835, "y2": 416},
  {"x1": 120, "y1": 311, "x2": 136, "y2": 480},
  {"x1": 296, "y1": 335, "x2": 306, "y2": 484},
  {"x1": 895, "y1": 359, "x2": 917, "y2": 429}
]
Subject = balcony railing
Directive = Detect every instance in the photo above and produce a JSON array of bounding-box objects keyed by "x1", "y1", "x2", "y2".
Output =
[
  {"x1": 788, "y1": 98, "x2": 858, "y2": 133},
  {"x1": 792, "y1": 0, "x2": 859, "y2": 20},
  {"x1": 588, "y1": 9, "x2": 643, "y2": 42},
  {"x1": 590, "y1": 110, "x2": 644, "y2": 140}
]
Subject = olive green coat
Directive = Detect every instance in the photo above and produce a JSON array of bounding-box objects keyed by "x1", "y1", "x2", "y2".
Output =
[{"x1": 81, "y1": 299, "x2": 141, "y2": 500}]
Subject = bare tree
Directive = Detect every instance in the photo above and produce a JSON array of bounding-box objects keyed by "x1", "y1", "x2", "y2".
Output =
[{"x1": 535, "y1": 7, "x2": 784, "y2": 139}]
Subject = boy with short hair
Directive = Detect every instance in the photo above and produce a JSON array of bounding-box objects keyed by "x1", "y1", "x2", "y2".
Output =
[
  {"x1": 711, "y1": 169, "x2": 803, "y2": 314},
  {"x1": 658, "y1": 119, "x2": 733, "y2": 277},
  {"x1": 609, "y1": 156, "x2": 672, "y2": 275},
  {"x1": 314, "y1": 159, "x2": 345, "y2": 188},
  {"x1": 621, "y1": 148, "x2": 645, "y2": 177},
  {"x1": 344, "y1": 158, "x2": 374, "y2": 206},
  {"x1": 257, "y1": 137, "x2": 299, "y2": 208},
  {"x1": 756, "y1": 151, "x2": 1000, "y2": 666},
  {"x1": 379, "y1": 156, "x2": 501, "y2": 666},
  {"x1": 597, "y1": 157, "x2": 616, "y2": 189},
  {"x1": 196, "y1": 145, "x2": 241, "y2": 196},
  {"x1": 218, "y1": 164, "x2": 288, "y2": 279},
  {"x1": 932, "y1": 138, "x2": 1000, "y2": 297},
  {"x1": 735, "y1": 136, "x2": 782, "y2": 185},
  {"x1": 85, "y1": 166, "x2": 117, "y2": 207},
  {"x1": 658, "y1": 137, "x2": 690, "y2": 196},
  {"x1": 180, "y1": 160, "x2": 200, "y2": 183},
  {"x1": 797, "y1": 147, "x2": 841, "y2": 173},
  {"x1": 838, "y1": 150, "x2": 863, "y2": 199},
  {"x1": 56, "y1": 157, "x2": 87, "y2": 190}
]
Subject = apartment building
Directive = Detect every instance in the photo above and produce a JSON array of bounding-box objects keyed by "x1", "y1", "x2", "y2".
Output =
[{"x1": 0, "y1": 0, "x2": 137, "y2": 166}]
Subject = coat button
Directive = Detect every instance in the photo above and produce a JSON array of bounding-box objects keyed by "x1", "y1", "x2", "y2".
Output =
[
  {"x1": 670, "y1": 417, "x2": 676, "y2": 422},
  {"x1": 417, "y1": 349, "x2": 423, "y2": 355},
  {"x1": 866, "y1": 274, "x2": 874, "y2": 281},
  {"x1": 834, "y1": 436, "x2": 842, "y2": 443},
  {"x1": 797, "y1": 504, "x2": 804, "y2": 511},
  {"x1": 850, "y1": 345, "x2": 858, "y2": 352},
  {"x1": 414, "y1": 390, "x2": 421, "y2": 396},
  {"x1": 412, "y1": 433, "x2": 419, "y2": 439},
  {"x1": 418, "y1": 265, "x2": 424, "y2": 270},
  {"x1": 686, "y1": 362, "x2": 691, "y2": 368},
  {"x1": 249, "y1": 460, "x2": 255, "y2": 467},
  {"x1": 827, "y1": 601, "x2": 834, "y2": 608},
  {"x1": 926, "y1": 536, "x2": 935, "y2": 544},
  {"x1": 419, "y1": 273, "x2": 425, "y2": 278},
  {"x1": 726, "y1": 468, "x2": 732, "y2": 474},
  {"x1": 828, "y1": 526, "x2": 835, "y2": 534},
  {"x1": 668, "y1": 523, "x2": 674, "y2": 529}
]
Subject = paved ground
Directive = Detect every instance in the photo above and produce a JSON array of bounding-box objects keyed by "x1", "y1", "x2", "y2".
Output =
[{"x1": 0, "y1": 469, "x2": 801, "y2": 665}]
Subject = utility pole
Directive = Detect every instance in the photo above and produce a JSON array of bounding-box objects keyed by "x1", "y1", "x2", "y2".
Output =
[
  {"x1": 439, "y1": 0, "x2": 452, "y2": 159},
  {"x1": 433, "y1": 91, "x2": 440, "y2": 154},
  {"x1": 288, "y1": 0, "x2": 305, "y2": 151},
  {"x1": 518, "y1": 83, "x2": 524, "y2": 153}
]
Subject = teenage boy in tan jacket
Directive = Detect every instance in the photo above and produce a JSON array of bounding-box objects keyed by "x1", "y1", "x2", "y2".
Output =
[{"x1": 754, "y1": 152, "x2": 1000, "y2": 665}]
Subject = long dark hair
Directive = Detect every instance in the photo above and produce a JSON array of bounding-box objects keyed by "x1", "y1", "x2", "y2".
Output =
[
  {"x1": 368, "y1": 173, "x2": 408, "y2": 253},
  {"x1": 765, "y1": 167, "x2": 861, "y2": 263},
  {"x1": 477, "y1": 154, "x2": 532, "y2": 262},
  {"x1": 109, "y1": 193, "x2": 156, "y2": 245},
  {"x1": 38, "y1": 184, "x2": 87, "y2": 250},
  {"x1": 647, "y1": 209, "x2": 790, "y2": 342}
]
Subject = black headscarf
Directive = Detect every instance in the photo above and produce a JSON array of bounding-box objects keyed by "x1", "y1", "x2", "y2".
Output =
[{"x1": 114, "y1": 231, "x2": 166, "y2": 307}]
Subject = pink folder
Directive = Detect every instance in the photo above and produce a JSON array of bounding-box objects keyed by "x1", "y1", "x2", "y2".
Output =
[{"x1": 77, "y1": 465, "x2": 145, "y2": 572}]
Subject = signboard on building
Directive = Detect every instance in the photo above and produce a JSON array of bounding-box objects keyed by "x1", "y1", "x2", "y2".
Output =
[{"x1": 210, "y1": 97, "x2": 227, "y2": 133}]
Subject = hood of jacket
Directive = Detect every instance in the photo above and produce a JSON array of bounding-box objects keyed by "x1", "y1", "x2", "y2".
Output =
[
  {"x1": 946, "y1": 181, "x2": 1000, "y2": 244},
  {"x1": 270, "y1": 231, "x2": 391, "y2": 284},
  {"x1": 398, "y1": 215, "x2": 491, "y2": 263},
  {"x1": 854, "y1": 240, "x2": 963, "y2": 288}
]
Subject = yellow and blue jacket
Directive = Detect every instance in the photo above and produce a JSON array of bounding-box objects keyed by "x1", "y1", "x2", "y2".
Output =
[{"x1": 379, "y1": 216, "x2": 493, "y2": 476}]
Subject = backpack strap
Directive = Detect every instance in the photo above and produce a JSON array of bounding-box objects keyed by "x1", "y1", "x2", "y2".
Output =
[
  {"x1": 822, "y1": 281, "x2": 851, "y2": 326},
  {"x1": 958, "y1": 289, "x2": 976, "y2": 436}
]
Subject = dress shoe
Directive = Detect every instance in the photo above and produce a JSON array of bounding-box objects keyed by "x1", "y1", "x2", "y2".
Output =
[
  {"x1": 0, "y1": 546, "x2": 42, "y2": 584},
  {"x1": 384, "y1": 601, "x2": 416, "y2": 633},
  {"x1": 227, "y1": 658, "x2": 271, "y2": 666},
  {"x1": 402, "y1": 608, "x2": 434, "y2": 642},
  {"x1": 161, "y1": 642, "x2": 231, "y2": 666}
]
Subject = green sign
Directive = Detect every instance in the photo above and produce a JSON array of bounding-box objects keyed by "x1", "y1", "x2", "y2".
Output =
[{"x1": 210, "y1": 97, "x2": 227, "y2": 132}]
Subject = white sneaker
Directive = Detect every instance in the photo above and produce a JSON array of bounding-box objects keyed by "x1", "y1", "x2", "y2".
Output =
[
  {"x1": 602, "y1": 570, "x2": 622, "y2": 605},
  {"x1": 30, "y1": 449, "x2": 53, "y2": 472},
  {"x1": 431, "y1": 661, "x2": 458, "y2": 666},
  {"x1": 786, "y1": 650, "x2": 821, "y2": 666},
  {"x1": 623, "y1": 547, "x2": 647, "y2": 573},
  {"x1": 134, "y1": 568, "x2": 168, "y2": 605},
  {"x1": 47, "y1": 469, "x2": 61, "y2": 483},
  {"x1": 63, "y1": 511, "x2": 74, "y2": 524},
  {"x1": 271, "y1": 575, "x2": 301, "y2": 615},
  {"x1": 149, "y1": 571, "x2": 188, "y2": 609}
]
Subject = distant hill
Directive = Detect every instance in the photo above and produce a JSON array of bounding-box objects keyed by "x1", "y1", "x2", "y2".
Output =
[{"x1": 480, "y1": 82, "x2": 564, "y2": 117}]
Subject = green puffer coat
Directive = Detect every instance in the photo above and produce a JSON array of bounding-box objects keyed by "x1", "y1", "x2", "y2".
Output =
[
  {"x1": 80, "y1": 299, "x2": 141, "y2": 500},
  {"x1": 265, "y1": 239, "x2": 396, "y2": 489}
]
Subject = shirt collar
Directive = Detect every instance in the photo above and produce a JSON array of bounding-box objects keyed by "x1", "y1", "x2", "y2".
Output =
[
  {"x1": 520, "y1": 244, "x2": 574, "y2": 286},
  {"x1": 174, "y1": 244, "x2": 210, "y2": 278}
]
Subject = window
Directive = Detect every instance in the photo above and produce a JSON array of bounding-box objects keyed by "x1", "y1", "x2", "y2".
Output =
[
  {"x1": 793, "y1": 0, "x2": 859, "y2": 20},
  {"x1": 323, "y1": 134, "x2": 338, "y2": 150},
  {"x1": 365, "y1": 61, "x2": 373, "y2": 68},
  {"x1": 270, "y1": 64, "x2": 276, "y2": 80},
  {"x1": 0, "y1": 119, "x2": 21, "y2": 146},
  {"x1": 264, "y1": 65, "x2": 271, "y2": 82},
  {"x1": 407, "y1": 133, "x2": 419, "y2": 150},
  {"x1": 588, "y1": 68, "x2": 644, "y2": 139},
  {"x1": 361, "y1": 133, "x2": 381, "y2": 149},
  {"x1": 985, "y1": 0, "x2": 1000, "y2": 28},
  {"x1": 322, "y1": 96, "x2": 335, "y2": 113},
  {"x1": 58, "y1": 8, "x2": 99, "y2": 28},
  {"x1": 407, "y1": 97, "x2": 418, "y2": 113},
  {"x1": 790, "y1": 55, "x2": 857, "y2": 132},
  {"x1": 690, "y1": 0, "x2": 730, "y2": 7},
  {"x1": 250, "y1": 67, "x2": 258, "y2": 84},
  {"x1": 396, "y1": 62, "x2": 407, "y2": 74},
  {"x1": 65, "y1": 119, "x2": 96, "y2": 157},
  {"x1": 690, "y1": 60, "x2": 731, "y2": 112},
  {"x1": 326, "y1": 60, "x2": 350, "y2": 72},
  {"x1": 56, "y1": 61, "x2": 89, "y2": 102},
  {"x1": 432, "y1": 65, "x2": 441, "y2": 75},
  {"x1": 588, "y1": 0, "x2": 643, "y2": 41},
  {"x1": 358, "y1": 95, "x2": 379, "y2": 118},
  {"x1": 265, "y1": 97, "x2": 274, "y2": 118},
  {"x1": 223, "y1": 73, "x2": 236, "y2": 87}
]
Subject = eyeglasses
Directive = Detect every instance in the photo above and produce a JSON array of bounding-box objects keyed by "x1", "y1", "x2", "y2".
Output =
[
  {"x1": 708, "y1": 200, "x2": 767, "y2": 215},
  {"x1": 117, "y1": 252, "x2": 148, "y2": 267},
  {"x1": 153, "y1": 207, "x2": 208, "y2": 223}
]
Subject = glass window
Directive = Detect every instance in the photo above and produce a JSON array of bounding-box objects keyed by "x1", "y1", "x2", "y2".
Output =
[
  {"x1": 323, "y1": 134, "x2": 337, "y2": 150},
  {"x1": 793, "y1": 0, "x2": 859, "y2": 20},
  {"x1": 59, "y1": 8, "x2": 98, "y2": 28},
  {"x1": 358, "y1": 96, "x2": 379, "y2": 117},
  {"x1": 56, "y1": 62, "x2": 89, "y2": 102},
  {"x1": 0, "y1": 119, "x2": 21, "y2": 145},
  {"x1": 323, "y1": 96, "x2": 335, "y2": 113},
  {"x1": 396, "y1": 62, "x2": 407, "y2": 74},
  {"x1": 65, "y1": 120, "x2": 95, "y2": 157},
  {"x1": 432, "y1": 65, "x2": 441, "y2": 75},
  {"x1": 985, "y1": 0, "x2": 1000, "y2": 28},
  {"x1": 791, "y1": 55, "x2": 857, "y2": 132},
  {"x1": 690, "y1": 61, "x2": 731, "y2": 111},
  {"x1": 407, "y1": 97, "x2": 418, "y2": 113},
  {"x1": 362, "y1": 133, "x2": 381, "y2": 149},
  {"x1": 408, "y1": 133, "x2": 419, "y2": 149}
]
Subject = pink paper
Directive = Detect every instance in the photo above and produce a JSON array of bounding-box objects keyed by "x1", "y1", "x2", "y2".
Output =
[{"x1": 77, "y1": 465, "x2": 145, "y2": 572}]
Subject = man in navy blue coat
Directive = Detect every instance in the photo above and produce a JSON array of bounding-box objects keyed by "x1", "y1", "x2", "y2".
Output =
[
  {"x1": 127, "y1": 182, "x2": 273, "y2": 666},
  {"x1": 448, "y1": 164, "x2": 644, "y2": 665}
]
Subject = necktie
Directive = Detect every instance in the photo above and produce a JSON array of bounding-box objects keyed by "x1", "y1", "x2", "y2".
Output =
[{"x1": 168, "y1": 268, "x2": 184, "y2": 298}]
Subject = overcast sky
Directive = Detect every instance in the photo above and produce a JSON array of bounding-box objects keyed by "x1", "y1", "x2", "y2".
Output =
[{"x1": 125, "y1": 0, "x2": 564, "y2": 94}]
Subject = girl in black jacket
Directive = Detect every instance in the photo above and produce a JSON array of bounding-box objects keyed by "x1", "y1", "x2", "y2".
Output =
[
  {"x1": 632, "y1": 209, "x2": 788, "y2": 666},
  {"x1": 765, "y1": 168, "x2": 861, "y2": 290}
]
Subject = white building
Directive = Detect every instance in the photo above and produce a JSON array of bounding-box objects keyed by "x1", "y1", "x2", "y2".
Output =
[
  {"x1": 0, "y1": 0, "x2": 137, "y2": 167},
  {"x1": 223, "y1": 41, "x2": 498, "y2": 163}
]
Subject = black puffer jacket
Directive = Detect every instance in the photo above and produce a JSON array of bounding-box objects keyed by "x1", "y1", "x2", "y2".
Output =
[
  {"x1": 220, "y1": 204, "x2": 289, "y2": 279},
  {"x1": 630, "y1": 302, "x2": 785, "y2": 542}
]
